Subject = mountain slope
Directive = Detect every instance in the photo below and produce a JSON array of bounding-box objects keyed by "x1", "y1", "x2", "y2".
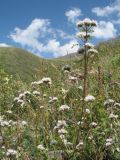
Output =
[
  {"x1": 0, "y1": 37, "x2": 120, "y2": 83},
  {"x1": 0, "y1": 47, "x2": 66, "y2": 82}
]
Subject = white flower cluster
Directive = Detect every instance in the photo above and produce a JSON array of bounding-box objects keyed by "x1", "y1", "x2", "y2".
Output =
[
  {"x1": 84, "y1": 42, "x2": 98, "y2": 54},
  {"x1": 0, "y1": 116, "x2": 16, "y2": 127},
  {"x1": 14, "y1": 91, "x2": 31, "y2": 106},
  {"x1": 105, "y1": 138, "x2": 113, "y2": 147},
  {"x1": 49, "y1": 97, "x2": 58, "y2": 103},
  {"x1": 85, "y1": 108, "x2": 90, "y2": 114},
  {"x1": 85, "y1": 43, "x2": 94, "y2": 49},
  {"x1": 37, "y1": 144, "x2": 46, "y2": 151},
  {"x1": 54, "y1": 120, "x2": 71, "y2": 146},
  {"x1": 76, "y1": 32, "x2": 91, "y2": 39},
  {"x1": 6, "y1": 149, "x2": 17, "y2": 156},
  {"x1": 104, "y1": 99, "x2": 115, "y2": 106},
  {"x1": 88, "y1": 48, "x2": 98, "y2": 54},
  {"x1": 85, "y1": 95, "x2": 95, "y2": 102},
  {"x1": 54, "y1": 120, "x2": 67, "y2": 130},
  {"x1": 69, "y1": 76, "x2": 78, "y2": 83},
  {"x1": 76, "y1": 18, "x2": 97, "y2": 28},
  {"x1": 33, "y1": 90, "x2": 41, "y2": 96},
  {"x1": 0, "y1": 116, "x2": 27, "y2": 128},
  {"x1": 31, "y1": 77, "x2": 52, "y2": 86},
  {"x1": 59, "y1": 105, "x2": 70, "y2": 111},
  {"x1": 114, "y1": 103, "x2": 120, "y2": 107},
  {"x1": 109, "y1": 113, "x2": 118, "y2": 119},
  {"x1": 90, "y1": 122, "x2": 97, "y2": 127}
]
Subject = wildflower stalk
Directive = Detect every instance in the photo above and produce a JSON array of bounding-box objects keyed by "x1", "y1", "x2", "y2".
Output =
[
  {"x1": 83, "y1": 26, "x2": 89, "y2": 104},
  {"x1": 76, "y1": 18, "x2": 97, "y2": 111}
]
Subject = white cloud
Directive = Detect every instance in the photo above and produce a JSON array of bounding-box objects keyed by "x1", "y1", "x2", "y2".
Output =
[
  {"x1": 42, "y1": 39, "x2": 79, "y2": 57},
  {"x1": 93, "y1": 21, "x2": 117, "y2": 39},
  {"x1": 10, "y1": 19, "x2": 51, "y2": 54},
  {"x1": 65, "y1": 8, "x2": 82, "y2": 23},
  {"x1": 10, "y1": 18, "x2": 78, "y2": 57},
  {"x1": 56, "y1": 29, "x2": 74, "y2": 40},
  {"x1": 0, "y1": 43, "x2": 11, "y2": 47},
  {"x1": 92, "y1": 0, "x2": 120, "y2": 17}
]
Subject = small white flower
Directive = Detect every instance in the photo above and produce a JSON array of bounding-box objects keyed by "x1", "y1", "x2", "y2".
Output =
[
  {"x1": 78, "y1": 86, "x2": 83, "y2": 90},
  {"x1": 85, "y1": 43, "x2": 94, "y2": 49},
  {"x1": 42, "y1": 77, "x2": 52, "y2": 85},
  {"x1": 21, "y1": 121, "x2": 27, "y2": 126},
  {"x1": 19, "y1": 93, "x2": 25, "y2": 99},
  {"x1": 6, "y1": 149, "x2": 17, "y2": 156},
  {"x1": 54, "y1": 120, "x2": 67, "y2": 130},
  {"x1": 59, "y1": 134, "x2": 65, "y2": 140},
  {"x1": 104, "y1": 99, "x2": 114, "y2": 106},
  {"x1": 62, "y1": 139, "x2": 72, "y2": 146},
  {"x1": 76, "y1": 32, "x2": 91, "y2": 39},
  {"x1": 77, "y1": 18, "x2": 97, "y2": 27},
  {"x1": 85, "y1": 95, "x2": 95, "y2": 102},
  {"x1": 85, "y1": 108, "x2": 90, "y2": 114},
  {"x1": 43, "y1": 94, "x2": 47, "y2": 97},
  {"x1": 64, "y1": 70, "x2": 69, "y2": 73},
  {"x1": 0, "y1": 120, "x2": 9, "y2": 127},
  {"x1": 50, "y1": 139, "x2": 57, "y2": 145},
  {"x1": 105, "y1": 142, "x2": 112, "y2": 147},
  {"x1": 58, "y1": 128, "x2": 68, "y2": 134},
  {"x1": 114, "y1": 103, "x2": 120, "y2": 107},
  {"x1": 88, "y1": 136, "x2": 93, "y2": 140},
  {"x1": 76, "y1": 141, "x2": 84, "y2": 149},
  {"x1": 77, "y1": 121, "x2": 84, "y2": 125},
  {"x1": 90, "y1": 122, "x2": 97, "y2": 127},
  {"x1": 37, "y1": 80, "x2": 43, "y2": 85},
  {"x1": 31, "y1": 81, "x2": 39, "y2": 85},
  {"x1": 13, "y1": 97, "x2": 19, "y2": 102},
  {"x1": 69, "y1": 76, "x2": 77, "y2": 81},
  {"x1": 37, "y1": 144, "x2": 46, "y2": 151},
  {"x1": 33, "y1": 91, "x2": 41, "y2": 96},
  {"x1": 6, "y1": 110, "x2": 12, "y2": 114},
  {"x1": 40, "y1": 106, "x2": 44, "y2": 109},
  {"x1": 17, "y1": 99, "x2": 24, "y2": 104},
  {"x1": 88, "y1": 48, "x2": 98, "y2": 54},
  {"x1": 59, "y1": 105, "x2": 70, "y2": 111},
  {"x1": 116, "y1": 147, "x2": 120, "y2": 152},
  {"x1": 109, "y1": 113, "x2": 118, "y2": 119},
  {"x1": 24, "y1": 91, "x2": 31, "y2": 95},
  {"x1": 49, "y1": 97, "x2": 58, "y2": 103},
  {"x1": 106, "y1": 138, "x2": 113, "y2": 143}
]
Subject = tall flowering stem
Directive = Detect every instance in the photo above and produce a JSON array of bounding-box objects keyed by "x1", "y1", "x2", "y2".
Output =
[{"x1": 76, "y1": 18, "x2": 97, "y2": 108}]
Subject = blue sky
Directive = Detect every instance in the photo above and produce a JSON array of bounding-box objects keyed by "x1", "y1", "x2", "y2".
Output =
[{"x1": 0, "y1": 0, "x2": 120, "y2": 58}]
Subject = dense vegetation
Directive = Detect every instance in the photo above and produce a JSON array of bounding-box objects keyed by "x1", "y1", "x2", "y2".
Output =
[{"x1": 0, "y1": 36, "x2": 120, "y2": 160}]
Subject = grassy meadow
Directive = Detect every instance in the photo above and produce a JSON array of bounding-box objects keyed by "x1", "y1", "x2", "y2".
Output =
[{"x1": 0, "y1": 37, "x2": 120, "y2": 160}]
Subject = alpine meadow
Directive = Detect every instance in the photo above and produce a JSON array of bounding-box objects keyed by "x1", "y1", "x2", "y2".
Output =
[{"x1": 0, "y1": 0, "x2": 120, "y2": 160}]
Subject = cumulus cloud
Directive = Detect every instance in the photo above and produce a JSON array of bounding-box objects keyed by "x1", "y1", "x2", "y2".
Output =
[
  {"x1": 10, "y1": 18, "x2": 78, "y2": 57},
  {"x1": 42, "y1": 39, "x2": 79, "y2": 57},
  {"x1": 65, "y1": 8, "x2": 82, "y2": 23},
  {"x1": 92, "y1": 0, "x2": 120, "y2": 17},
  {"x1": 10, "y1": 19, "x2": 51, "y2": 53},
  {"x1": 93, "y1": 21, "x2": 117, "y2": 39}
]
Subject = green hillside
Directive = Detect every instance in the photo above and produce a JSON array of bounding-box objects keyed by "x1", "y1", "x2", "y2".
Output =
[
  {"x1": 0, "y1": 38, "x2": 120, "y2": 159},
  {"x1": 0, "y1": 47, "x2": 66, "y2": 82},
  {"x1": 0, "y1": 37, "x2": 120, "y2": 83}
]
